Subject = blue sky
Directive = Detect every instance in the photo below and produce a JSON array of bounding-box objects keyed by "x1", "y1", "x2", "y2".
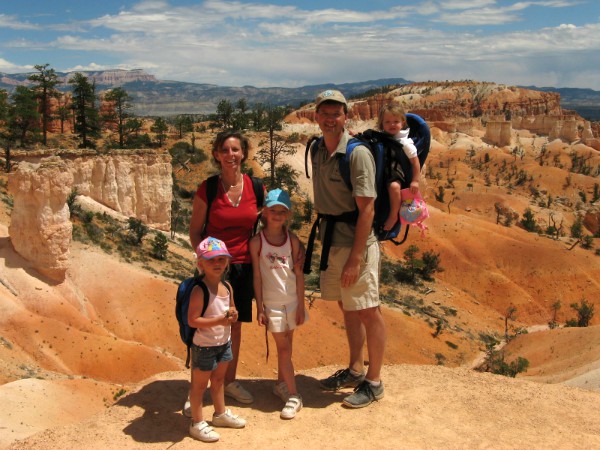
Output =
[{"x1": 1, "y1": 0, "x2": 599, "y2": 89}]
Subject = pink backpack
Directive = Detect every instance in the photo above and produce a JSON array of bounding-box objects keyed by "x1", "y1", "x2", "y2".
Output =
[{"x1": 399, "y1": 189, "x2": 429, "y2": 235}]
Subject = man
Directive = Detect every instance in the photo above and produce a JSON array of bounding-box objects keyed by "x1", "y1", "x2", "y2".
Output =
[{"x1": 311, "y1": 89, "x2": 386, "y2": 408}]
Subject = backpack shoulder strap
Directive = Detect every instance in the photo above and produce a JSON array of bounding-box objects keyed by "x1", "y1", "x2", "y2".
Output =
[
  {"x1": 204, "y1": 174, "x2": 219, "y2": 227},
  {"x1": 249, "y1": 176, "x2": 264, "y2": 234},
  {"x1": 198, "y1": 279, "x2": 231, "y2": 316},
  {"x1": 250, "y1": 176, "x2": 264, "y2": 208},
  {"x1": 304, "y1": 136, "x2": 322, "y2": 179},
  {"x1": 196, "y1": 279, "x2": 210, "y2": 317},
  {"x1": 338, "y1": 137, "x2": 369, "y2": 192}
]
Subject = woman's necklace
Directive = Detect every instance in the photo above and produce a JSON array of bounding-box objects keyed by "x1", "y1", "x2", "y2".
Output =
[{"x1": 221, "y1": 175, "x2": 244, "y2": 207}]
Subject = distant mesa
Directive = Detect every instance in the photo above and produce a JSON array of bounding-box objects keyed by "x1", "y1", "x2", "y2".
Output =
[{"x1": 1, "y1": 69, "x2": 599, "y2": 119}]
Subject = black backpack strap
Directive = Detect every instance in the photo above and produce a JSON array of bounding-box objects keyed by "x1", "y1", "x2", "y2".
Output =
[
  {"x1": 304, "y1": 136, "x2": 321, "y2": 179},
  {"x1": 250, "y1": 176, "x2": 264, "y2": 234},
  {"x1": 303, "y1": 211, "x2": 359, "y2": 274},
  {"x1": 204, "y1": 175, "x2": 219, "y2": 229},
  {"x1": 389, "y1": 225, "x2": 410, "y2": 246},
  {"x1": 251, "y1": 176, "x2": 264, "y2": 208},
  {"x1": 303, "y1": 214, "x2": 322, "y2": 274},
  {"x1": 198, "y1": 280, "x2": 209, "y2": 317}
]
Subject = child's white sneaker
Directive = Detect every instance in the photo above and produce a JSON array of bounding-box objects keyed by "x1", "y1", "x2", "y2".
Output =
[
  {"x1": 189, "y1": 421, "x2": 220, "y2": 442},
  {"x1": 212, "y1": 408, "x2": 247, "y2": 428},
  {"x1": 280, "y1": 394, "x2": 302, "y2": 420}
]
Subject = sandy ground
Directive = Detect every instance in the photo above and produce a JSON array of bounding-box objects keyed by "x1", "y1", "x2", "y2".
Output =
[{"x1": 7, "y1": 365, "x2": 600, "y2": 450}]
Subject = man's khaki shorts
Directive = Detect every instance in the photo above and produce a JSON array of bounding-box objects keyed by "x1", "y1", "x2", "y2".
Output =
[{"x1": 320, "y1": 242, "x2": 380, "y2": 311}]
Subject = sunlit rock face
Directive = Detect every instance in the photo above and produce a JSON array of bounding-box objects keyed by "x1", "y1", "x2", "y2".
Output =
[{"x1": 8, "y1": 157, "x2": 73, "y2": 281}]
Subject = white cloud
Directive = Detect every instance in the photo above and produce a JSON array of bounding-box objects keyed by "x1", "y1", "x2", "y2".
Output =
[
  {"x1": 436, "y1": 9, "x2": 522, "y2": 25},
  {"x1": 0, "y1": 58, "x2": 33, "y2": 72},
  {"x1": 0, "y1": 14, "x2": 37, "y2": 30},
  {"x1": 66, "y1": 62, "x2": 114, "y2": 72},
  {"x1": 442, "y1": 0, "x2": 498, "y2": 10},
  {"x1": 0, "y1": 0, "x2": 598, "y2": 89}
]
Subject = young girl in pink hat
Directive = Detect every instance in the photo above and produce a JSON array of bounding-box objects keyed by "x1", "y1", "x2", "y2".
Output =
[{"x1": 188, "y1": 237, "x2": 247, "y2": 442}]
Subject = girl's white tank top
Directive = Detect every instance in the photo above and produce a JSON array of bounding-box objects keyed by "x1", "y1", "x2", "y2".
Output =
[
  {"x1": 192, "y1": 285, "x2": 231, "y2": 347},
  {"x1": 259, "y1": 231, "x2": 297, "y2": 306}
]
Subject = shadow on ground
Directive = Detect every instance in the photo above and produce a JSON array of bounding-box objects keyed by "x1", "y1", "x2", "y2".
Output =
[{"x1": 117, "y1": 374, "x2": 349, "y2": 444}]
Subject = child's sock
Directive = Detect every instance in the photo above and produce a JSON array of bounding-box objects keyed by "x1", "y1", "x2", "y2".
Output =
[{"x1": 366, "y1": 378, "x2": 381, "y2": 388}]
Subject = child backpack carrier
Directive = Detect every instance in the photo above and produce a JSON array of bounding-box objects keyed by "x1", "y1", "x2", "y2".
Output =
[
  {"x1": 175, "y1": 277, "x2": 231, "y2": 368},
  {"x1": 303, "y1": 113, "x2": 430, "y2": 274}
]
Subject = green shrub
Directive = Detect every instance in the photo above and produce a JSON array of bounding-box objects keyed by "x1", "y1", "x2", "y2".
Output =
[
  {"x1": 151, "y1": 233, "x2": 168, "y2": 260},
  {"x1": 567, "y1": 299, "x2": 594, "y2": 327},
  {"x1": 520, "y1": 208, "x2": 540, "y2": 232}
]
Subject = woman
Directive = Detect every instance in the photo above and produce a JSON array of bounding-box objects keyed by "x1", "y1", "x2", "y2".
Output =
[{"x1": 188, "y1": 131, "x2": 262, "y2": 404}]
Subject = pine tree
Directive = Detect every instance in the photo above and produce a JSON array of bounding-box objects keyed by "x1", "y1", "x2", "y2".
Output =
[
  {"x1": 9, "y1": 86, "x2": 40, "y2": 146},
  {"x1": 103, "y1": 87, "x2": 132, "y2": 148},
  {"x1": 253, "y1": 104, "x2": 296, "y2": 188},
  {"x1": 151, "y1": 117, "x2": 169, "y2": 146},
  {"x1": 69, "y1": 73, "x2": 100, "y2": 149},
  {"x1": 28, "y1": 64, "x2": 61, "y2": 146}
]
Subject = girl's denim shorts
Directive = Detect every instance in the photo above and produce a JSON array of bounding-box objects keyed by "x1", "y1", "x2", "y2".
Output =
[{"x1": 191, "y1": 341, "x2": 233, "y2": 371}]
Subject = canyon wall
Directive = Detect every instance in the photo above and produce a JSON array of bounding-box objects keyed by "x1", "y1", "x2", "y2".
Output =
[
  {"x1": 295, "y1": 82, "x2": 598, "y2": 148},
  {"x1": 8, "y1": 151, "x2": 172, "y2": 281},
  {"x1": 66, "y1": 151, "x2": 173, "y2": 229},
  {"x1": 484, "y1": 121, "x2": 512, "y2": 147}
]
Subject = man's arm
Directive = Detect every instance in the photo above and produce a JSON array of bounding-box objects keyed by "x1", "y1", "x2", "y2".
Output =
[{"x1": 341, "y1": 195, "x2": 374, "y2": 288}]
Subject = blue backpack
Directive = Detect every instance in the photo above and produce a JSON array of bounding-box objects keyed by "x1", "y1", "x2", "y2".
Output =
[
  {"x1": 303, "y1": 113, "x2": 430, "y2": 273},
  {"x1": 175, "y1": 276, "x2": 231, "y2": 368}
]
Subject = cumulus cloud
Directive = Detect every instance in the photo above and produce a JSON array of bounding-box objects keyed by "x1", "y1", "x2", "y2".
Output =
[{"x1": 0, "y1": 0, "x2": 597, "y2": 89}]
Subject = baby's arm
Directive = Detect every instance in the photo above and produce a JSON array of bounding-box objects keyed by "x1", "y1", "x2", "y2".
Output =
[
  {"x1": 409, "y1": 156, "x2": 421, "y2": 194},
  {"x1": 384, "y1": 180, "x2": 402, "y2": 231}
]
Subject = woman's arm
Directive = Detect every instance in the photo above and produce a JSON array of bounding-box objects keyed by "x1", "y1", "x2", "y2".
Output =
[{"x1": 189, "y1": 193, "x2": 208, "y2": 251}]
